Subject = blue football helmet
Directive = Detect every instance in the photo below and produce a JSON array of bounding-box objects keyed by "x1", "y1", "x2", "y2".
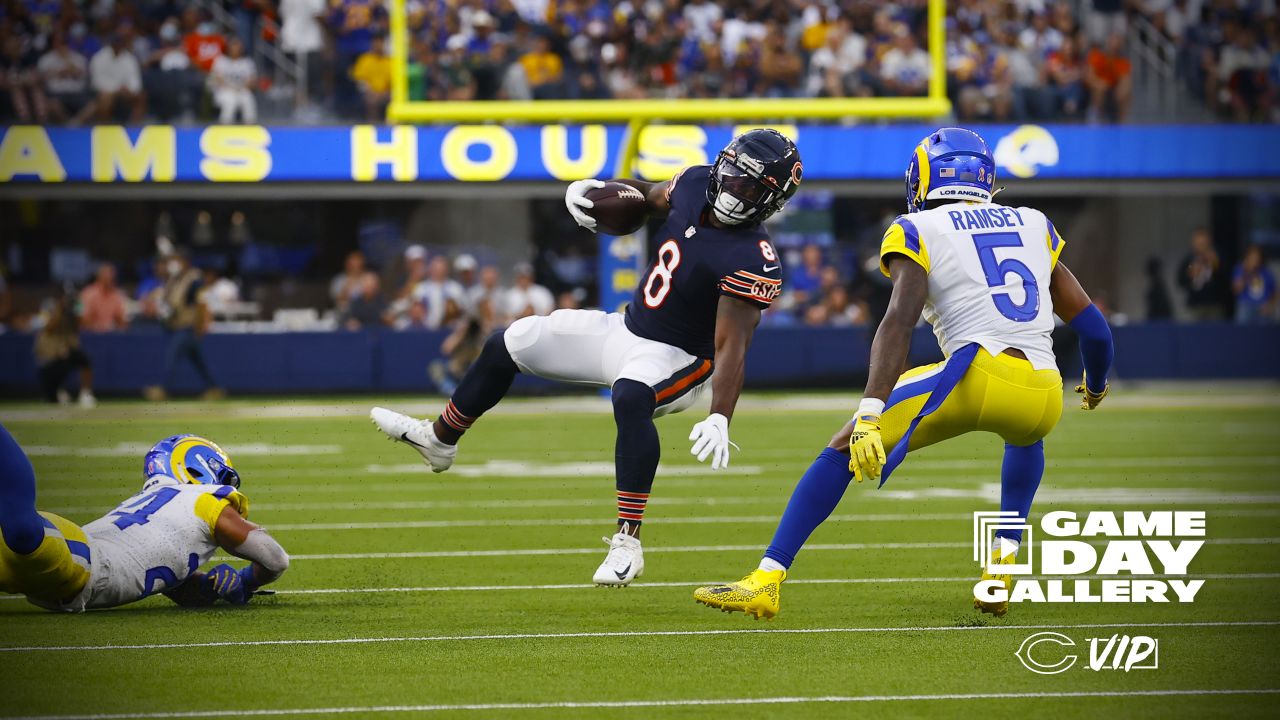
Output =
[
  {"x1": 905, "y1": 127, "x2": 996, "y2": 213},
  {"x1": 143, "y1": 434, "x2": 240, "y2": 489}
]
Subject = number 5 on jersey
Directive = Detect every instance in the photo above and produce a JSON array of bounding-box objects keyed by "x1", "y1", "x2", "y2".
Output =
[{"x1": 972, "y1": 231, "x2": 1040, "y2": 322}]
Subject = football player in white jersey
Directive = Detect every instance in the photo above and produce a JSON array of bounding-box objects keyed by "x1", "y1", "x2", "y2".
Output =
[
  {"x1": 0, "y1": 427, "x2": 289, "y2": 611},
  {"x1": 695, "y1": 127, "x2": 1115, "y2": 619}
]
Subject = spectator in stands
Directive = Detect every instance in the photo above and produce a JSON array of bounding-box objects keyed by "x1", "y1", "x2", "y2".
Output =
[
  {"x1": 820, "y1": 284, "x2": 868, "y2": 328},
  {"x1": 78, "y1": 264, "x2": 127, "y2": 333},
  {"x1": 331, "y1": 250, "x2": 367, "y2": 312},
  {"x1": 452, "y1": 253, "x2": 479, "y2": 314},
  {"x1": 38, "y1": 32, "x2": 95, "y2": 125},
  {"x1": 1045, "y1": 33, "x2": 1088, "y2": 118},
  {"x1": 788, "y1": 244, "x2": 826, "y2": 307},
  {"x1": 340, "y1": 271, "x2": 387, "y2": 330},
  {"x1": 407, "y1": 38, "x2": 441, "y2": 101},
  {"x1": 350, "y1": 34, "x2": 390, "y2": 121},
  {"x1": 440, "y1": 35, "x2": 476, "y2": 100},
  {"x1": 135, "y1": 258, "x2": 168, "y2": 325},
  {"x1": 1144, "y1": 256, "x2": 1174, "y2": 321},
  {"x1": 201, "y1": 267, "x2": 242, "y2": 319},
  {"x1": 759, "y1": 21, "x2": 804, "y2": 97},
  {"x1": 329, "y1": 0, "x2": 388, "y2": 117},
  {"x1": 1177, "y1": 228, "x2": 1230, "y2": 322},
  {"x1": 145, "y1": 253, "x2": 223, "y2": 402},
  {"x1": 879, "y1": 26, "x2": 930, "y2": 97},
  {"x1": 209, "y1": 38, "x2": 256, "y2": 124},
  {"x1": 35, "y1": 292, "x2": 96, "y2": 408},
  {"x1": 1086, "y1": 32, "x2": 1132, "y2": 122},
  {"x1": 386, "y1": 244, "x2": 428, "y2": 329},
  {"x1": 504, "y1": 262, "x2": 554, "y2": 320},
  {"x1": 183, "y1": 9, "x2": 226, "y2": 75},
  {"x1": 2, "y1": 27, "x2": 46, "y2": 122},
  {"x1": 280, "y1": 0, "x2": 328, "y2": 110},
  {"x1": 90, "y1": 30, "x2": 144, "y2": 123},
  {"x1": 1232, "y1": 245, "x2": 1276, "y2": 324},
  {"x1": 1020, "y1": 11, "x2": 1064, "y2": 60},
  {"x1": 468, "y1": 265, "x2": 507, "y2": 324},
  {"x1": 807, "y1": 18, "x2": 868, "y2": 98},
  {"x1": 1087, "y1": 0, "x2": 1126, "y2": 46},
  {"x1": 520, "y1": 33, "x2": 564, "y2": 100},
  {"x1": 142, "y1": 19, "x2": 200, "y2": 123},
  {"x1": 416, "y1": 255, "x2": 464, "y2": 330},
  {"x1": 1218, "y1": 26, "x2": 1273, "y2": 122}
]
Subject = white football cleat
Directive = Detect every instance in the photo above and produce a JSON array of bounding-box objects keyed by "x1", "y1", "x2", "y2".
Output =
[
  {"x1": 593, "y1": 532, "x2": 644, "y2": 587},
  {"x1": 78, "y1": 391, "x2": 97, "y2": 409},
  {"x1": 369, "y1": 407, "x2": 457, "y2": 473}
]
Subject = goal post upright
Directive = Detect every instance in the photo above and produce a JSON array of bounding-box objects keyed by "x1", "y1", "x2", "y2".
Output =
[{"x1": 386, "y1": 0, "x2": 952, "y2": 178}]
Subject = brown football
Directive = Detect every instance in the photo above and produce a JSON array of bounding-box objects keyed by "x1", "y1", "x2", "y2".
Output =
[{"x1": 585, "y1": 182, "x2": 649, "y2": 235}]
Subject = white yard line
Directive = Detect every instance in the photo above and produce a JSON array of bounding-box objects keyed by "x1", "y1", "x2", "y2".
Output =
[
  {"x1": 6, "y1": 689, "x2": 1280, "y2": 719},
  {"x1": 210, "y1": 536, "x2": 1280, "y2": 560},
  {"x1": 2, "y1": 621, "x2": 1276, "y2": 654},
  {"x1": 225, "y1": 572, "x2": 1280, "y2": 596},
  {"x1": 4, "y1": 572, "x2": 1278, "y2": 604}
]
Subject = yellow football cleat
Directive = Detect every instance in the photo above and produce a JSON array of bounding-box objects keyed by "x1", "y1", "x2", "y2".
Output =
[
  {"x1": 973, "y1": 546, "x2": 1017, "y2": 617},
  {"x1": 693, "y1": 569, "x2": 785, "y2": 620}
]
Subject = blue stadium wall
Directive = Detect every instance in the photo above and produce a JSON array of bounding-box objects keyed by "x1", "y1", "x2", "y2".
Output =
[{"x1": 0, "y1": 324, "x2": 1276, "y2": 396}]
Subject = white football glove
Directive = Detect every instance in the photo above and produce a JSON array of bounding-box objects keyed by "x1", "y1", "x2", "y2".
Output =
[
  {"x1": 565, "y1": 179, "x2": 605, "y2": 231},
  {"x1": 689, "y1": 413, "x2": 734, "y2": 470}
]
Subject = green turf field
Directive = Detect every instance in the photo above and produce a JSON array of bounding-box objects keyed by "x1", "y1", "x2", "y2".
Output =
[{"x1": 2, "y1": 386, "x2": 1279, "y2": 719}]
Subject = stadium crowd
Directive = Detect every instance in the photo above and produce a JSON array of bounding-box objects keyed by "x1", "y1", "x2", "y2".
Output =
[
  {"x1": 2, "y1": 0, "x2": 1276, "y2": 125},
  {"x1": 2, "y1": 215, "x2": 1274, "y2": 403}
]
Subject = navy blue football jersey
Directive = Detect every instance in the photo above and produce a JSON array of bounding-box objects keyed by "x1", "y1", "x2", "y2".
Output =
[{"x1": 624, "y1": 165, "x2": 783, "y2": 358}]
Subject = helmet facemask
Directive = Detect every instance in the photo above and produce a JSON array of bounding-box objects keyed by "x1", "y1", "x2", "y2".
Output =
[{"x1": 707, "y1": 154, "x2": 781, "y2": 226}]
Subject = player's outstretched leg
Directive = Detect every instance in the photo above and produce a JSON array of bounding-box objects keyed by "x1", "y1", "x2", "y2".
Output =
[
  {"x1": 0, "y1": 423, "x2": 43, "y2": 555},
  {"x1": 975, "y1": 439, "x2": 1045, "y2": 617},
  {"x1": 593, "y1": 379, "x2": 657, "y2": 586},
  {"x1": 0, "y1": 423, "x2": 90, "y2": 603},
  {"x1": 371, "y1": 330, "x2": 518, "y2": 472},
  {"x1": 694, "y1": 445, "x2": 855, "y2": 619}
]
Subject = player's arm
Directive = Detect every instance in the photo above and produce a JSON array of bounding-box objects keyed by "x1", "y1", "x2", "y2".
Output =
[
  {"x1": 214, "y1": 504, "x2": 289, "y2": 590},
  {"x1": 1050, "y1": 261, "x2": 1114, "y2": 409},
  {"x1": 840, "y1": 255, "x2": 928, "y2": 482},
  {"x1": 564, "y1": 175, "x2": 676, "y2": 230},
  {"x1": 688, "y1": 295, "x2": 760, "y2": 470},
  {"x1": 707, "y1": 295, "x2": 760, "y2": 421},
  {"x1": 171, "y1": 503, "x2": 290, "y2": 607}
]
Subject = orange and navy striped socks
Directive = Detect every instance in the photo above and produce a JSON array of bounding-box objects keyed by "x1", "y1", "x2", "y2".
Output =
[
  {"x1": 439, "y1": 400, "x2": 476, "y2": 436},
  {"x1": 617, "y1": 491, "x2": 650, "y2": 526}
]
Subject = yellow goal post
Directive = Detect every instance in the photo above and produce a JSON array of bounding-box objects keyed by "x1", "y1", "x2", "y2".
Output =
[{"x1": 387, "y1": 0, "x2": 950, "y2": 178}]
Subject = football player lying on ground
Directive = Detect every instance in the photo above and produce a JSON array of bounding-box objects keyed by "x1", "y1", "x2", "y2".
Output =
[
  {"x1": 372, "y1": 129, "x2": 803, "y2": 586},
  {"x1": 0, "y1": 428, "x2": 288, "y2": 611},
  {"x1": 695, "y1": 127, "x2": 1114, "y2": 619}
]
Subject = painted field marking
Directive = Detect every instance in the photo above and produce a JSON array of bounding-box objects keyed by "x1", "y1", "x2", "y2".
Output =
[
  {"x1": 229, "y1": 536, "x2": 1280, "y2": 559},
  {"x1": 21, "y1": 443, "x2": 342, "y2": 457},
  {"x1": 6, "y1": 689, "x2": 1280, "y2": 719},
  {"x1": 2, "y1": 620, "x2": 1277, "y2": 654},
  {"x1": 4, "y1": 571, "x2": 1277, "y2": 604}
]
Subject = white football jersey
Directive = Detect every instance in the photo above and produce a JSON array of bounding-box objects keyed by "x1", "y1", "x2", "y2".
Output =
[
  {"x1": 32, "y1": 481, "x2": 248, "y2": 612},
  {"x1": 879, "y1": 202, "x2": 1065, "y2": 371}
]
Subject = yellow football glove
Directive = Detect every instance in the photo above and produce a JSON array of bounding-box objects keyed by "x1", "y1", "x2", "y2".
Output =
[
  {"x1": 1075, "y1": 374, "x2": 1109, "y2": 410},
  {"x1": 848, "y1": 413, "x2": 887, "y2": 483}
]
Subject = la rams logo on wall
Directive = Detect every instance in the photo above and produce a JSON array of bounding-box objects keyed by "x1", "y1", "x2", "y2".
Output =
[{"x1": 993, "y1": 125, "x2": 1060, "y2": 179}]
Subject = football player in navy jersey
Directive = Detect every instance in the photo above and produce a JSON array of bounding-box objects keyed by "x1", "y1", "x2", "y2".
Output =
[{"x1": 372, "y1": 129, "x2": 803, "y2": 586}]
